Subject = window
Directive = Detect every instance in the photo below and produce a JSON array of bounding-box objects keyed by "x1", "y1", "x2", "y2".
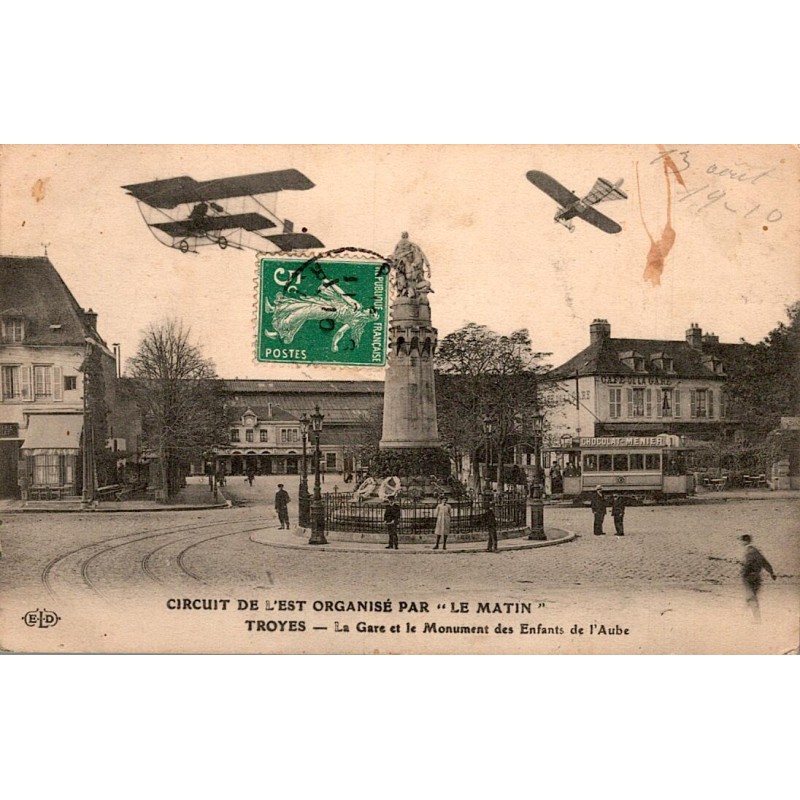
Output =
[
  {"x1": 598, "y1": 454, "x2": 612, "y2": 471},
  {"x1": 609, "y1": 388, "x2": 622, "y2": 419},
  {"x1": 33, "y1": 454, "x2": 73, "y2": 486},
  {"x1": 651, "y1": 353, "x2": 675, "y2": 373},
  {"x1": 260, "y1": 430, "x2": 268, "y2": 442},
  {"x1": 583, "y1": 454, "x2": 598, "y2": 472},
  {"x1": 645, "y1": 454, "x2": 661, "y2": 470},
  {"x1": 64, "y1": 375, "x2": 77, "y2": 391},
  {"x1": 281, "y1": 428, "x2": 300, "y2": 443},
  {"x1": 2, "y1": 317, "x2": 25, "y2": 342},
  {"x1": 326, "y1": 452, "x2": 337, "y2": 469},
  {"x1": 620, "y1": 350, "x2": 646, "y2": 372},
  {"x1": 719, "y1": 392, "x2": 726, "y2": 419},
  {"x1": 33, "y1": 366, "x2": 52, "y2": 399},
  {"x1": 660, "y1": 388, "x2": 673, "y2": 417},
  {"x1": 245, "y1": 429, "x2": 254, "y2": 443},
  {"x1": 612, "y1": 454, "x2": 628, "y2": 471},
  {"x1": 630, "y1": 454, "x2": 645, "y2": 470},
  {"x1": 692, "y1": 389, "x2": 714, "y2": 418},
  {"x1": 230, "y1": 429, "x2": 240, "y2": 442},
  {"x1": 632, "y1": 388, "x2": 644, "y2": 417},
  {"x1": 2, "y1": 365, "x2": 20, "y2": 399},
  {"x1": 627, "y1": 388, "x2": 652, "y2": 417}
]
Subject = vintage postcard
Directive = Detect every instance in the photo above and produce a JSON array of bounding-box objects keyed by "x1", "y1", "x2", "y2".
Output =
[{"x1": 0, "y1": 144, "x2": 797, "y2": 654}]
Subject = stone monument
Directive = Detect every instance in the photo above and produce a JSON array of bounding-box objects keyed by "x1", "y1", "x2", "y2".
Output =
[{"x1": 379, "y1": 232, "x2": 440, "y2": 450}]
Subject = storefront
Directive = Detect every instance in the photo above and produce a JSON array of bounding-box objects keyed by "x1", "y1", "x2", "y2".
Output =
[{"x1": 19, "y1": 413, "x2": 83, "y2": 500}]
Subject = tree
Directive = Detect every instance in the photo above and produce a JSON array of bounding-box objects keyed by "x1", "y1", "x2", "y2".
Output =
[
  {"x1": 725, "y1": 302, "x2": 800, "y2": 439},
  {"x1": 435, "y1": 323, "x2": 552, "y2": 491},
  {"x1": 127, "y1": 319, "x2": 228, "y2": 499}
]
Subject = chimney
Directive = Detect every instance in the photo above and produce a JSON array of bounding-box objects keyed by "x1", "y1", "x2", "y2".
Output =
[
  {"x1": 83, "y1": 308, "x2": 98, "y2": 331},
  {"x1": 686, "y1": 322, "x2": 703, "y2": 349},
  {"x1": 590, "y1": 318, "x2": 611, "y2": 345},
  {"x1": 267, "y1": 402, "x2": 272, "y2": 419},
  {"x1": 702, "y1": 332, "x2": 719, "y2": 346}
]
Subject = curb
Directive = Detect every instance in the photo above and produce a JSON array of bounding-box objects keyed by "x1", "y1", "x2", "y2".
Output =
[
  {"x1": 249, "y1": 527, "x2": 577, "y2": 554},
  {"x1": 10, "y1": 488, "x2": 231, "y2": 514}
]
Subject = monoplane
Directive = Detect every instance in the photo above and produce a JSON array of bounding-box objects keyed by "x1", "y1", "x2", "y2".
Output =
[
  {"x1": 526, "y1": 171, "x2": 627, "y2": 234},
  {"x1": 122, "y1": 169, "x2": 324, "y2": 253}
]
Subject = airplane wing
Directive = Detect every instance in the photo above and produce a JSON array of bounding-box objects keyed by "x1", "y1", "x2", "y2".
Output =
[
  {"x1": 526, "y1": 171, "x2": 580, "y2": 207},
  {"x1": 152, "y1": 212, "x2": 277, "y2": 238},
  {"x1": 584, "y1": 178, "x2": 627, "y2": 206},
  {"x1": 123, "y1": 169, "x2": 315, "y2": 209},
  {"x1": 263, "y1": 232, "x2": 325, "y2": 250},
  {"x1": 575, "y1": 205, "x2": 623, "y2": 234}
]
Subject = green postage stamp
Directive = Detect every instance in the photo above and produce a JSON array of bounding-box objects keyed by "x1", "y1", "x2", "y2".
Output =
[{"x1": 256, "y1": 255, "x2": 390, "y2": 366}]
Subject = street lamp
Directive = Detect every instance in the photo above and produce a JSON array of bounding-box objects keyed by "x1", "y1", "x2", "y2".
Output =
[
  {"x1": 482, "y1": 415, "x2": 494, "y2": 504},
  {"x1": 528, "y1": 409, "x2": 546, "y2": 540},
  {"x1": 298, "y1": 413, "x2": 311, "y2": 528},
  {"x1": 308, "y1": 405, "x2": 327, "y2": 545}
]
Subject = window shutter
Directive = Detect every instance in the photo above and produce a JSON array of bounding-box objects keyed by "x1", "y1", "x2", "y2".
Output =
[
  {"x1": 53, "y1": 366, "x2": 63, "y2": 401},
  {"x1": 708, "y1": 389, "x2": 714, "y2": 418},
  {"x1": 609, "y1": 390, "x2": 616, "y2": 419},
  {"x1": 720, "y1": 392, "x2": 726, "y2": 418},
  {"x1": 674, "y1": 390, "x2": 681, "y2": 417},
  {"x1": 646, "y1": 388, "x2": 652, "y2": 417},
  {"x1": 626, "y1": 388, "x2": 633, "y2": 418},
  {"x1": 656, "y1": 390, "x2": 663, "y2": 418},
  {"x1": 21, "y1": 367, "x2": 33, "y2": 401},
  {"x1": 690, "y1": 390, "x2": 697, "y2": 418}
]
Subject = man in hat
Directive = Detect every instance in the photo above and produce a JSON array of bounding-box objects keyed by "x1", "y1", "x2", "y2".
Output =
[
  {"x1": 275, "y1": 483, "x2": 291, "y2": 529},
  {"x1": 590, "y1": 486, "x2": 607, "y2": 535},
  {"x1": 740, "y1": 534, "x2": 777, "y2": 621},
  {"x1": 611, "y1": 492, "x2": 626, "y2": 536}
]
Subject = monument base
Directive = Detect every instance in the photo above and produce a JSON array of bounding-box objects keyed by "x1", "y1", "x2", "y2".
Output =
[{"x1": 369, "y1": 447, "x2": 452, "y2": 481}]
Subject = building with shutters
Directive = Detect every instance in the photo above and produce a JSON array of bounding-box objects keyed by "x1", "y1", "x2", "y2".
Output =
[
  {"x1": 542, "y1": 319, "x2": 742, "y2": 445},
  {"x1": 0, "y1": 256, "x2": 118, "y2": 500}
]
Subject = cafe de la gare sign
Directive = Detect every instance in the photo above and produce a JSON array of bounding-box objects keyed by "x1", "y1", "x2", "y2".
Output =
[{"x1": 600, "y1": 375, "x2": 675, "y2": 386}]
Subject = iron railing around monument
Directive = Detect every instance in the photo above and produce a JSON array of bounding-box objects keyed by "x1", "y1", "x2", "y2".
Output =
[{"x1": 323, "y1": 494, "x2": 527, "y2": 535}]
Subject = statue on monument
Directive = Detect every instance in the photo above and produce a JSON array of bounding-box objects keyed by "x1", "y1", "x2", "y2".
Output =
[{"x1": 391, "y1": 231, "x2": 433, "y2": 299}]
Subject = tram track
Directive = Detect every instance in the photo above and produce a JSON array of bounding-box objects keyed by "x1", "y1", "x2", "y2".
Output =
[{"x1": 41, "y1": 515, "x2": 268, "y2": 599}]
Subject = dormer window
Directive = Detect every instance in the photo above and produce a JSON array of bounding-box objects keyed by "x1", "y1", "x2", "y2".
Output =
[
  {"x1": 701, "y1": 355, "x2": 725, "y2": 376},
  {"x1": 1, "y1": 315, "x2": 25, "y2": 342},
  {"x1": 242, "y1": 412, "x2": 257, "y2": 427},
  {"x1": 650, "y1": 351, "x2": 675, "y2": 373},
  {"x1": 619, "y1": 350, "x2": 646, "y2": 372}
]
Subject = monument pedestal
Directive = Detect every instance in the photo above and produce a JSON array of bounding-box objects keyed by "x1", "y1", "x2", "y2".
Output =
[{"x1": 380, "y1": 295, "x2": 440, "y2": 450}]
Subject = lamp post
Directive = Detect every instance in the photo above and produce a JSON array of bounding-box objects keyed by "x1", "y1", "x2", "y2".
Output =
[
  {"x1": 298, "y1": 413, "x2": 311, "y2": 528},
  {"x1": 528, "y1": 410, "x2": 546, "y2": 540},
  {"x1": 308, "y1": 405, "x2": 327, "y2": 545},
  {"x1": 482, "y1": 415, "x2": 494, "y2": 506}
]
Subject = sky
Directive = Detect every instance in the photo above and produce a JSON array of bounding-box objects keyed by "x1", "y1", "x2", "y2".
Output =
[{"x1": 2, "y1": 144, "x2": 798, "y2": 379}]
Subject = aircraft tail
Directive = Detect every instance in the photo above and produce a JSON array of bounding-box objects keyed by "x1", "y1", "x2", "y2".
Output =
[{"x1": 585, "y1": 178, "x2": 627, "y2": 205}]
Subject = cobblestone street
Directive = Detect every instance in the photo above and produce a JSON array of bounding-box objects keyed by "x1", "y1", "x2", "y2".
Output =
[{"x1": 1, "y1": 476, "x2": 797, "y2": 654}]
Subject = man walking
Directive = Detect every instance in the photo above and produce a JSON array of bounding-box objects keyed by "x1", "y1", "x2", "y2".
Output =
[
  {"x1": 384, "y1": 496, "x2": 401, "y2": 549},
  {"x1": 275, "y1": 483, "x2": 291, "y2": 529},
  {"x1": 611, "y1": 493, "x2": 626, "y2": 536},
  {"x1": 590, "y1": 486, "x2": 607, "y2": 535},
  {"x1": 740, "y1": 534, "x2": 777, "y2": 621}
]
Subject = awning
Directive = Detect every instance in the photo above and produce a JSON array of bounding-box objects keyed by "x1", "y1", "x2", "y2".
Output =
[{"x1": 21, "y1": 414, "x2": 83, "y2": 454}]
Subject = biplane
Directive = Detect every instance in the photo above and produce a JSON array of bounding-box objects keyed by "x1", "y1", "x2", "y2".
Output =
[
  {"x1": 526, "y1": 171, "x2": 627, "y2": 234},
  {"x1": 122, "y1": 169, "x2": 324, "y2": 253}
]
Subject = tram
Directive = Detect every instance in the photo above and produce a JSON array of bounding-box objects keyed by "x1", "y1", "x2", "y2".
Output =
[{"x1": 559, "y1": 434, "x2": 694, "y2": 503}]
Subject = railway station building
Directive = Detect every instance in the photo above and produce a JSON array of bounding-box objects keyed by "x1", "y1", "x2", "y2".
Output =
[{"x1": 207, "y1": 379, "x2": 384, "y2": 478}]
